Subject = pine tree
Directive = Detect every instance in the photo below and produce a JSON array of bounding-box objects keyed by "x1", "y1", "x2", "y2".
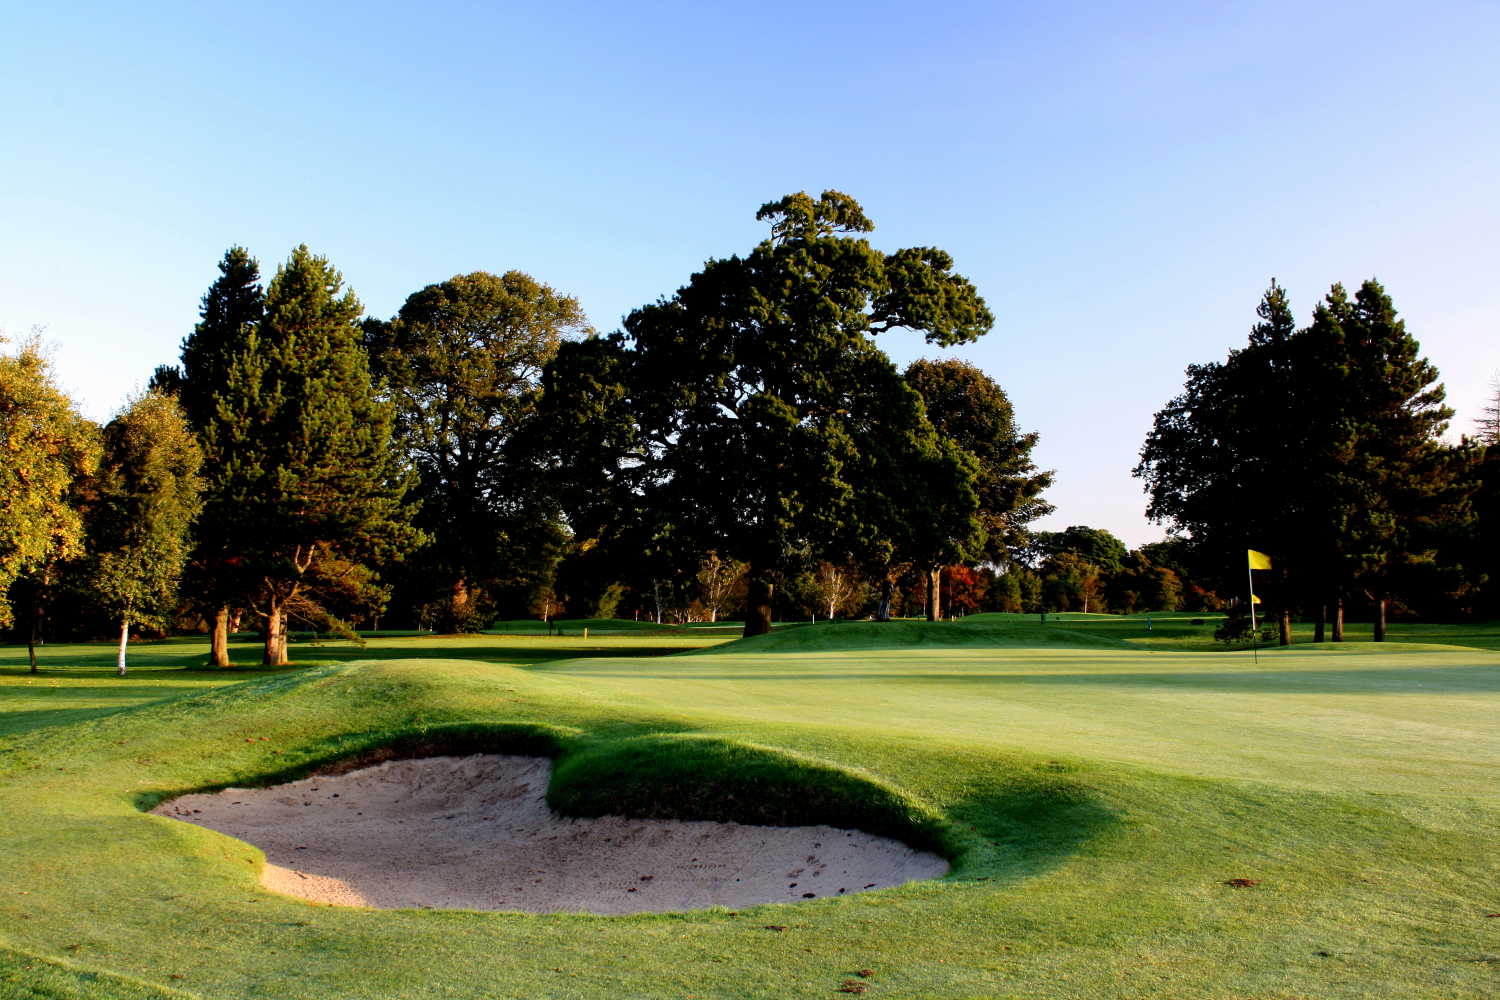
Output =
[
  {"x1": 1137, "y1": 279, "x2": 1464, "y2": 642},
  {"x1": 179, "y1": 248, "x2": 265, "y2": 665},
  {"x1": 206, "y1": 246, "x2": 421, "y2": 665},
  {"x1": 86, "y1": 391, "x2": 203, "y2": 675}
]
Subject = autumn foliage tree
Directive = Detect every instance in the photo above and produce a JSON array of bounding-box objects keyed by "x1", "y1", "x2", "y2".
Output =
[{"x1": 0, "y1": 337, "x2": 99, "y2": 670}]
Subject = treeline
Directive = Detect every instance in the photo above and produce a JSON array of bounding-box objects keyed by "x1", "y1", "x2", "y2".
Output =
[
  {"x1": 1, "y1": 192, "x2": 1059, "y2": 663},
  {"x1": 1136, "y1": 279, "x2": 1500, "y2": 641}
]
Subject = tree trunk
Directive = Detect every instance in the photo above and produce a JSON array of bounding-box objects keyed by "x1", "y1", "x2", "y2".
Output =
[
  {"x1": 875, "y1": 576, "x2": 894, "y2": 622},
  {"x1": 743, "y1": 571, "x2": 774, "y2": 637},
  {"x1": 1332, "y1": 596, "x2": 1344, "y2": 642},
  {"x1": 209, "y1": 606, "x2": 231, "y2": 667},
  {"x1": 925, "y1": 566, "x2": 942, "y2": 622},
  {"x1": 27, "y1": 570, "x2": 47, "y2": 674},
  {"x1": 1278, "y1": 607, "x2": 1292, "y2": 646},
  {"x1": 263, "y1": 600, "x2": 289, "y2": 666},
  {"x1": 117, "y1": 619, "x2": 130, "y2": 676},
  {"x1": 1373, "y1": 597, "x2": 1387, "y2": 642},
  {"x1": 1314, "y1": 605, "x2": 1326, "y2": 643}
]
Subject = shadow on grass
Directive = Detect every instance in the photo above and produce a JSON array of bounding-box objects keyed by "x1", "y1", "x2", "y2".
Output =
[
  {"x1": 946, "y1": 766, "x2": 1121, "y2": 884},
  {"x1": 565, "y1": 663, "x2": 1500, "y2": 695}
]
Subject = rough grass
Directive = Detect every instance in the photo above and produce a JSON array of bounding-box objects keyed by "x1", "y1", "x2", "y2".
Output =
[{"x1": 2, "y1": 617, "x2": 1499, "y2": 998}]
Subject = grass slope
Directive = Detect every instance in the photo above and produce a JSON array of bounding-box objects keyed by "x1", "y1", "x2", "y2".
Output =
[{"x1": 1, "y1": 618, "x2": 1498, "y2": 998}]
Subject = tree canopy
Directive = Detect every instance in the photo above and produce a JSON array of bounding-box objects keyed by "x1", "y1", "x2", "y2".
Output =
[
  {"x1": 85, "y1": 390, "x2": 203, "y2": 674},
  {"x1": 204, "y1": 245, "x2": 422, "y2": 663},
  {"x1": 542, "y1": 190, "x2": 995, "y2": 635},
  {"x1": 366, "y1": 270, "x2": 588, "y2": 630},
  {"x1": 0, "y1": 338, "x2": 98, "y2": 639},
  {"x1": 1135, "y1": 278, "x2": 1465, "y2": 641}
]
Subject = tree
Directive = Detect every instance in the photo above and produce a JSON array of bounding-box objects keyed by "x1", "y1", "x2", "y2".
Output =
[
  {"x1": 1041, "y1": 552, "x2": 1105, "y2": 613},
  {"x1": 543, "y1": 191, "x2": 993, "y2": 636},
  {"x1": 904, "y1": 358, "x2": 1054, "y2": 564},
  {"x1": 85, "y1": 391, "x2": 203, "y2": 675},
  {"x1": 1136, "y1": 279, "x2": 1462, "y2": 641},
  {"x1": 695, "y1": 552, "x2": 746, "y2": 623},
  {"x1": 0, "y1": 337, "x2": 99, "y2": 670},
  {"x1": 1035, "y1": 526, "x2": 1128, "y2": 576},
  {"x1": 1476, "y1": 375, "x2": 1500, "y2": 445},
  {"x1": 366, "y1": 271, "x2": 589, "y2": 630},
  {"x1": 177, "y1": 248, "x2": 266, "y2": 665},
  {"x1": 1300, "y1": 280, "x2": 1463, "y2": 640},
  {"x1": 206, "y1": 246, "x2": 422, "y2": 665}
]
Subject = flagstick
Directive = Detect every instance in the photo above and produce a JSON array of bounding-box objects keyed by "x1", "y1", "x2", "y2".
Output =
[{"x1": 1247, "y1": 561, "x2": 1258, "y2": 664}]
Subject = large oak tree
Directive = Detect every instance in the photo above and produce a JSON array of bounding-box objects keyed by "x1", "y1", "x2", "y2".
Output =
[{"x1": 543, "y1": 191, "x2": 993, "y2": 636}]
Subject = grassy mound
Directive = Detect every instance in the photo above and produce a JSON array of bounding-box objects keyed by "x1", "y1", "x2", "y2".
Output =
[{"x1": 549, "y1": 733, "x2": 952, "y2": 853}]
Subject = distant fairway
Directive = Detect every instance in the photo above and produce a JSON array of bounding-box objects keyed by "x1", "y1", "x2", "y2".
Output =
[{"x1": 2, "y1": 616, "x2": 1498, "y2": 998}]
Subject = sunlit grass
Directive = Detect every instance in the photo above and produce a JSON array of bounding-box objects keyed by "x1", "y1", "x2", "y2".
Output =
[{"x1": 2, "y1": 617, "x2": 1498, "y2": 998}]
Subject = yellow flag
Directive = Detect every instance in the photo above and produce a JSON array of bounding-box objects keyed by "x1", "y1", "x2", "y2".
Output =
[
  {"x1": 1251, "y1": 594, "x2": 1262, "y2": 604},
  {"x1": 1248, "y1": 549, "x2": 1272, "y2": 570}
]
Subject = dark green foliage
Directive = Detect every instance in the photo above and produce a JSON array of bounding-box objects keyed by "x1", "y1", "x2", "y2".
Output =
[
  {"x1": 179, "y1": 247, "x2": 264, "y2": 433},
  {"x1": 542, "y1": 191, "x2": 994, "y2": 636},
  {"x1": 176, "y1": 248, "x2": 267, "y2": 663},
  {"x1": 904, "y1": 358, "x2": 1054, "y2": 564},
  {"x1": 366, "y1": 271, "x2": 589, "y2": 629},
  {"x1": 1035, "y1": 525, "x2": 1128, "y2": 576},
  {"x1": 1136, "y1": 279, "x2": 1468, "y2": 637},
  {"x1": 205, "y1": 246, "x2": 422, "y2": 664}
]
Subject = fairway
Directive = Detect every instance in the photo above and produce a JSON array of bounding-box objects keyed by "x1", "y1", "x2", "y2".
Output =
[{"x1": 2, "y1": 616, "x2": 1498, "y2": 999}]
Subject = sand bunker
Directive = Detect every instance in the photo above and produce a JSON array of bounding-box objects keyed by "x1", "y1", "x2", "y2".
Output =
[{"x1": 153, "y1": 754, "x2": 948, "y2": 914}]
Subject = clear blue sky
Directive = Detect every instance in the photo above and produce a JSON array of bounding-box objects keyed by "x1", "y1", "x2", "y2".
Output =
[{"x1": 3, "y1": 1, "x2": 1496, "y2": 548}]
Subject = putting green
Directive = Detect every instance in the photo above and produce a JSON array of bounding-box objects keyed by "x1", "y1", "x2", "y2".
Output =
[{"x1": 1, "y1": 617, "x2": 1497, "y2": 999}]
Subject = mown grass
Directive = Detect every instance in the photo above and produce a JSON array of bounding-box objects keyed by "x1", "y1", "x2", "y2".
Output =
[{"x1": 1, "y1": 617, "x2": 1498, "y2": 998}]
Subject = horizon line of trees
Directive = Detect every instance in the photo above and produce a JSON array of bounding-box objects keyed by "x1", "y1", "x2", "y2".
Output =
[
  {"x1": 3, "y1": 191, "x2": 1065, "y2": 664},
  {"x1": 6, "y1": 204, "x2": 1498, "y2": 665}
]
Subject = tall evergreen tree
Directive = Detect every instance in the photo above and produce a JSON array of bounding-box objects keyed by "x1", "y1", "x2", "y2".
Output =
[
  {"x1": 1302, "y1": 280, "x2": 1461, "y2": 639},
  {"x1": 178, "y1": 248, "x2": 265, "y2": 665},
  {"x1": 206, "y1": 246, "x2": 421, "y2": 665},
  {"x1": 85, "y1": 391, "x2": 203, "y2": 675},
  {"x1": 1137, "y1": 279, "x2": 1463, "y2": 640}
]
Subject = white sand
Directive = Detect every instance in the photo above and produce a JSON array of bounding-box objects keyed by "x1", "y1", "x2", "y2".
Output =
[{"x1": 153, "y1": 754, "x2": 948, "y2": 914}]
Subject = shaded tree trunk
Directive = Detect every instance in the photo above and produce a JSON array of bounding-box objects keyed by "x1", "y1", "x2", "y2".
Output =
[
  {"x1": 875, "y1": 576, "x2": 894, "y2": 622},
  {"x1": 1331, "y1": 596, "x2": 1344, "y2": 642},
  {"x1": 1278, "y1": 607, "x2": 1292, "y2": 646},
  {"x1": 925, "y1": 566, "x2": 942, "y2": 622},
  {"x1": 1373, "y1": 597, "x2": 1387, "y2": 642},
  {"x1": 1314, "y1": 605, "x2": 1326, "y2": 643},
  {"x1": 209, "y1": 605, "x2": 231, "y2": 667},
  {"x1": 27, "y1": 590, "x2": 42, "y2": 674},
  {"x1": 743, "y1": 571, "x2": 774, "y2": 637}
]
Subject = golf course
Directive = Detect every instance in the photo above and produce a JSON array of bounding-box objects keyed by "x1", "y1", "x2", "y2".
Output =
[{"x1": 2, "y1": 613, "x2": 1497, "y2": 999}]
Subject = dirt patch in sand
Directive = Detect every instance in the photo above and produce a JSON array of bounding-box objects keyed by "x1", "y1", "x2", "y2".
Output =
[{"x1": 153, "y1": 754, "x2": 949, "y2": 914}]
